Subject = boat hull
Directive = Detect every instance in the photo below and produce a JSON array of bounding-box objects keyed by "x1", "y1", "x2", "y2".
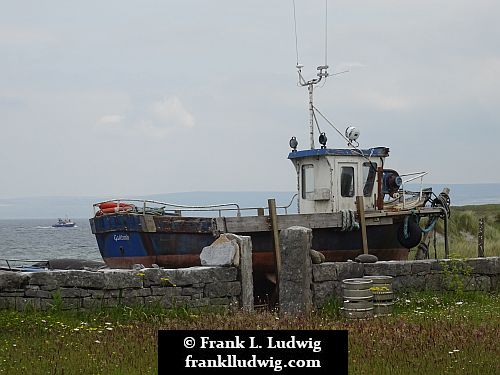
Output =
[{"x1": 90, "y1": 212, "x2": 410, "y2": 271}]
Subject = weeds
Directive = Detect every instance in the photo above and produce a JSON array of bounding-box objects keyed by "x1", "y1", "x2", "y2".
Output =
[
  {"x1": 50, "y1": 289, "x2": 63, "y2": 312},
  {"x1": 0, "y1": 292, "x2": 498, "y2": 374},
  {"x1": 441, "y1": 255, "x2": 473, "y2": 293}
]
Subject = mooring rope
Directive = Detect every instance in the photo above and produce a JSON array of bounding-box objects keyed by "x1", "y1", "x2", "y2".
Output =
[{"x1": 341, "y1": 209, "x2": 360, "y2": 231}]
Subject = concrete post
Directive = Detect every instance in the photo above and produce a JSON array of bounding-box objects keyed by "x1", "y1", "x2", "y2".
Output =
[
  {"x1": 238, "y1": 235, "x2": 254, "y2": 312},
  {"x1": 223, "y1": 234, "x2": 254, "y2": 312},
  {"x1": 279, "y1": 226, "x2": 313, "y2": 315}
]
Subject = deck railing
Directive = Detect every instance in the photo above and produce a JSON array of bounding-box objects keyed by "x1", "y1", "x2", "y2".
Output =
[
  {"x1": 397, "y1": 171, "x2": 428, "y2": 209},
  {"x1": 93, "y1": 194, "x2": 298, "y2": 217}
]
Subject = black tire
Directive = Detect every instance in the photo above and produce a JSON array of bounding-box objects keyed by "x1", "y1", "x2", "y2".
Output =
[{"x1": 397, "y1": 218, "x2": 422, "y2": 249}]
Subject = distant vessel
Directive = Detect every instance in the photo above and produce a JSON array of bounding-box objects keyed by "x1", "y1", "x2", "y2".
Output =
[{"x1": 52, "y1": 218, "x2": 76, "y2": 228}]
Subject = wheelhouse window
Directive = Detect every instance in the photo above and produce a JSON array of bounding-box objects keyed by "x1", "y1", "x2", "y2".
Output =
[
  {"x1": 363, "y1": 162, "x2": 377, "y2": 197},
  {"x1": 340, "y1": 166, "x2": 355, "y2": 197},
  {"x1": 301, "y1": 164, "x2": 314, "y2": 199}
]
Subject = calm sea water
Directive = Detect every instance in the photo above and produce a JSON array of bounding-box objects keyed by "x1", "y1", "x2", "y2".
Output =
[{"x1": 0, "y1": 219, "x2": 101, "y2": 263}]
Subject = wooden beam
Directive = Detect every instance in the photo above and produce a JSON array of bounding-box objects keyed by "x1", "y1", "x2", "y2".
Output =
[
  {"x1": 478, "y1": 217, "x2": 485, "y2": 257},
  {"x1": 222, "y1": 213, "x2": 342, "y2": 232},
  {"x1": 268, "y1": 198, "x2": 281, "y2": 295},
  {"x1": 218, "y1": 212, "x2": 393, "y2": 233},
  {"x1": 356, "y1": 196, "x2": 369, "y2": 254}
]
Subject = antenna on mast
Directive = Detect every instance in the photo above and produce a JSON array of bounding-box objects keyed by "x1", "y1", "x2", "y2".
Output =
[
  {"x1": 296, "y1": 64, "x2": 329, "y2": 149},
  {"x1": 292, "y1": 0, "x2": 351, "y2": 150},
  {"x1": 293, "y1": 0, "x2": 331, "y2": 149}
]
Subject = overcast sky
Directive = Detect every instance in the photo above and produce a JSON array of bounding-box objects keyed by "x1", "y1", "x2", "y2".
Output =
[{"x1": 1, "y1": 0, "x2": 499, "y2": 199}]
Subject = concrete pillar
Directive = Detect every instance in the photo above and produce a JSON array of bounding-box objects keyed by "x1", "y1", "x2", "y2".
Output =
[
  {"x1": 238, "y1": 235, "x2": 254, "y2": 312},
  {"x1": 279, "y1": 226, "x2": 313, "y2": 315},
  {"x1": 225, "y1": 234, "x2": 254, "y2": 312}
]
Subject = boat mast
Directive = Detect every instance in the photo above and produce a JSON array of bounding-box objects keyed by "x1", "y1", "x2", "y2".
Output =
[{"x1": 297, "y1": 65, "x2": 329, "y2": 149}]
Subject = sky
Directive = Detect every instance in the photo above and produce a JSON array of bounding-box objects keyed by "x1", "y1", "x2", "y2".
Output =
[{"x1": 1, "y1": 0, "x2": 499, "y2": 199}]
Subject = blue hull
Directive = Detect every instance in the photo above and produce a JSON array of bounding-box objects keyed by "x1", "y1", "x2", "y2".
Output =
[{"x1": 90, "y1": 212, "x2": 410, "y2": 269}]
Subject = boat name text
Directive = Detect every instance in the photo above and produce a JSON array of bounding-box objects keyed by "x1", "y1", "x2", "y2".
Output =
[{"x1": 114, "y1": 234, "x2": 130, "y2": 241}]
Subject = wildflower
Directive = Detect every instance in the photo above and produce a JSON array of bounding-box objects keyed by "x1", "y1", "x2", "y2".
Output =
[
  {"x1": 456, "y1": 301, "x2": 463, "y2": 305},
  {"x1": 136, "y1": 273, "x2": 145, "y2": 277},
  {"x1": 73, "y1": 328, "x2": 79, "y2": 331}
]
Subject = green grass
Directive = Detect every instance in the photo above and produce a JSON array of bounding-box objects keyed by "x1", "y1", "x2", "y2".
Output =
[
  {"x1": 0, "y1": 291, "x2": 498, "y2": 374},
  {"x1": 417, "y1": 204, "x2": 500, "y2": 258}
]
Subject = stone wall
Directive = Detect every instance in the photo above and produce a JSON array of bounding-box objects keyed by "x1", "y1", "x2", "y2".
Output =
[
  {"x1": 0, "y1": 266, "x2": 242, "y2": 311},
  {"x1": 313, "y1": 257, "x2": 500, "y2": 307}
]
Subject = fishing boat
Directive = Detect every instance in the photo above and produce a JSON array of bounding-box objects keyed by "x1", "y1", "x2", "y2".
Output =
[
  {"x1": 52, "y1": 218, "x2": 76, "y2": 228},
  {"x1": 89, "y1": 66, "x2": 450, "y2": 270},
  {"x1": 89, "y1": 6, "x2": 451, "y2": 271}
]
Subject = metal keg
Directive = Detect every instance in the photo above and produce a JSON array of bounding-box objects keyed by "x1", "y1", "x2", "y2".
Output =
[
  {"x1": 363, "y1": 275, "x2": 394, "y2": 316},
  {"x1": 341, "y1": 278, "x2": 373, "y2": 319}
]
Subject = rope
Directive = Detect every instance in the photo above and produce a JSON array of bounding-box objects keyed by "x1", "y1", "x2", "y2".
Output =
[
  {"x1": 422, "y1": 216, "x2": 438, "y2": 234},
  {"x1": 341, "y1": 209, "x2": 359, "y2": 231},
  {"x1": 433, "y1": 229, "x2": 437, "y2": 259},
  {"x1": 312, "y1": 109, "x2": 322, "y2": 135},
  {"x1": 313, "y1": 105, "x2": 349, "y2": 142},
  {"x1": 403, "y1": 210, "x2": 419, "y2": 239},
  {"x1": 313, "y1": 105, "x2": 377, "y2": 164},
  {"x1": 403, "y1": 216, "x2": 410, "y2": 239}
]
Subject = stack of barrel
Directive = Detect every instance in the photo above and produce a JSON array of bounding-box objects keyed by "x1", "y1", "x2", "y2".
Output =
[
  {"x1": 364, "y1": 275, "x2": 394, "y2": 316},
  {"x1": 341, "y1": 276, "x2": 394, "y2": 318},
  {"x1": 341, "y1": 278, "x2": 374, "y2": 319}
]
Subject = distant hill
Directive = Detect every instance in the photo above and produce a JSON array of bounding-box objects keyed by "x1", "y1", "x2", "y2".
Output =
[
  {"x1": 0, "y1": 184, "x2": 499, "y2": 219},
  {"x1": 0, "y1": 191, "x2": 297, "y2": 219}
]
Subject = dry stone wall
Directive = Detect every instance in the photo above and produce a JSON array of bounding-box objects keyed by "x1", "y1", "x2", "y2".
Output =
[
  {"x1": 313, "y1": 257, "x2": 500, "y2": 307},
  {"x1": 0, "y1": 266, "x2": 241, "y2": 311}
]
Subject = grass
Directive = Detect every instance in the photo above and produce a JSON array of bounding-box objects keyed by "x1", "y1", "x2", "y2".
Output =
[
  {"x1": 417, "y1": 203, "x2": 500, "y2": 258},
  {"x1": 0, "y1": 291, "x2": 498, "y2": 374}
]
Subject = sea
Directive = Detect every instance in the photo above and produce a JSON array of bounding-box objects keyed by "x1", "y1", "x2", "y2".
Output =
[
  {"x1": 0, "y1": 185, "x2": 499, "y2": 264},
  {"x1": 0, "y1": 219, "x2": 101, "y2": 265}
]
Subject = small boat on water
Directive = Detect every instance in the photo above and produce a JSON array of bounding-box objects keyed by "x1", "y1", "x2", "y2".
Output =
[
  {"x1": 89, "y1": 64, "x2": 451, "y2": 271},
  {"x1": 0, "y1": 258, "x2": 106, "y2": 272},
  {"x1": 52, "y1": 218, "x2": 76, "y2": 228}
]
